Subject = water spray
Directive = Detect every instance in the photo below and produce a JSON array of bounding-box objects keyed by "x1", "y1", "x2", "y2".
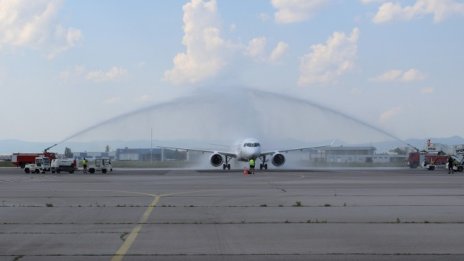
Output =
[{"x1": 54, "y1": 86, "x2": 416, "y2": 151}]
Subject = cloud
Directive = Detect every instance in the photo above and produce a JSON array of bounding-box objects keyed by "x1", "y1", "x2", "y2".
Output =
[
  {"x1": 86, "y1": 66, "x2": 128, "y2": 82},
  {"x1": 246, "y1": 37, "x2": 267, "y2": 60},
  {"x1": 359, "y1": 0, "x2": 387, "y2": 4},
  {"x1": 372, "y1": 68, "x2": 425, "y2": 82},
  {"x1": 298, "y1": 27, "x2": 360, "y2": 86},
  {"x1": 47, "y1": 25, "x2": 82, "y2": 59},
  {"x1": 60, "y1": 66, "x2": 128, "y2": 83},
  {"x1": 246, "y1": 37, "x2": 288, "y2": 63},
  {"x1": 269, "y1": 41, "x2": 289, "y2": 63},
  {"x1": 164, "y1": 0, "x2": 289, "y2": 85},
  {"x1": 271, "y1": 0, "x2": 328, "y2": 24},
  {"x1": 164, "y1": 0, "x2": 230, "y2": 85},
  {"x1": 373, "y1": 0, "x2": 464, "y2": 23},
  {"x1": 0, "y1": 0, "x2": 81, "y2": 57},
  {"x1": 379, "y1": 106, "x2": 401, "y2": 124}
]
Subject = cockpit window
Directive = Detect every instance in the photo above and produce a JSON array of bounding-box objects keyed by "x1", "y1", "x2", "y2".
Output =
[{"x1": 244, "y1": 142, "x2": 261, "y2": 147}]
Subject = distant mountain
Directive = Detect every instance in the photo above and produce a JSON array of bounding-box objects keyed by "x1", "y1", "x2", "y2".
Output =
[
  {"x1": 0, "y1": 140, "x2": 54, "y2": 154},
  {"x1": 0, "y1": 139, "x2": 219, "y2": 154},
  {"x1": 1, "y1": 136, "x2": 464, "y2": 155}
]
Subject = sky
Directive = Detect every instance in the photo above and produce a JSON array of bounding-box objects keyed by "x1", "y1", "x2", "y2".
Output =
[{"x1": 1, "y1": 0, "x2": 464, "y2": 143}]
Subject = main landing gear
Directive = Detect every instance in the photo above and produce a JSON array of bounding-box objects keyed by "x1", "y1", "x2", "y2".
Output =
[
  {"x1": 259, "y1": 155, "x2": 268, "y2": 170},
  {"x1": 223, "y1": 155, "x2": 231, "y2": 170}
]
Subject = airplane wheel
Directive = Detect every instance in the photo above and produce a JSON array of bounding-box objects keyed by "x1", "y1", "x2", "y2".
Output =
[
  {"x1": 264, "y1": 164, "x2": 268, "y2": 170},
  {"x1": 227, "y1": 164, "x2": 231, "y2": 170},
  {"x1": 222, "y1": 164, "x2": 226, "y2": 170}
]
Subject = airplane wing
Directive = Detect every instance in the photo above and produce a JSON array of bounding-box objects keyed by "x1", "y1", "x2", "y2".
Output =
[
  {"x1": 260, "y1": 145, "x2": 329, "y2": 156},
  {"x1": 158, "y1": 146, "x2": 237, "y2": 158}
]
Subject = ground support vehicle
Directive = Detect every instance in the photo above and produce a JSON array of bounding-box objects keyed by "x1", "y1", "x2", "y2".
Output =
[
  {"x1": 88, "y1": 159, "x2": 112, "y2": 174},
  {"x1": 446, "y1": 155, "x2": 464, "y2": 172},
  {"x1": 51, "y1": 159, "x2": 77, "y2": 173},
  {"x1": 408, "y1": 152, "x2": 448, "y2": 170},
  {"x1": 24, "y1": 156, "x2": 51, "y2": 174},
  {"x1": 12, "y1": 152, "x2": 56, "y2": 168}
]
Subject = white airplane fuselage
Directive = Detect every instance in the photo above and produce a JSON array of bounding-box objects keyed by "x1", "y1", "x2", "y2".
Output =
[{"x1": 235, "y1": 138, "x2": 261, "y2": 162}]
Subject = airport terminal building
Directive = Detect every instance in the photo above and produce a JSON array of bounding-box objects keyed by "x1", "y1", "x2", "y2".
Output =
[{"x1": 308, "y1": 146, "x2": 406, "y2": 165}]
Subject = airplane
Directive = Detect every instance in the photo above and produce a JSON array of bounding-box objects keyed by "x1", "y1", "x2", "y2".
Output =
[{"x1": 163, "y1": 137, "x2": 324, "y2": 170}]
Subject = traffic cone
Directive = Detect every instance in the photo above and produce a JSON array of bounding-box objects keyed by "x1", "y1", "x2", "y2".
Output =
[{"x1": 243, "y1": 168, "x2": 248, "y2": 175}]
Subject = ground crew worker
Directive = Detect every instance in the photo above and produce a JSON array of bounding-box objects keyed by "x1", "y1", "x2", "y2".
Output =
[
  {"x1": 249, "y1": 158, "x2": 255, "y2": 174},
  {"x1": 448, "y1": 156, "x2": 454, "y2": 174},
  {"x1": 82, "y1": 158, "x2": 88, "y2": 174}
]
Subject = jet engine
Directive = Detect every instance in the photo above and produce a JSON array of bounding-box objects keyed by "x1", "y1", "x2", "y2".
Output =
[
  {"x1": 210, "y1": 153, "x2": 224, "y2": 167},
  {"x1": 271, "y1": 153, "x2": 286, "y2": 167}
]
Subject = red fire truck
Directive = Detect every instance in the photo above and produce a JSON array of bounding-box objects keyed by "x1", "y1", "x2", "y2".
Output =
[
  {"x1": 408, "y1": 151, "x2": 449, "y2": 170},
  {"x1": 11, "y1": 145, "x2": 57, "y2": 168},
  {"x1": 408, "y1": 139, "x2": 452, "y2": 170}
]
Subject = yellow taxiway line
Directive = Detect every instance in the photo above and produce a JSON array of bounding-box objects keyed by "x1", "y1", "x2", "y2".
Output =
[
  {"x1": 110, "y1": 189, "x2": 216, "y2": 261},
  {"x1": 111, "y1": 195, "x2": 160, "y2": 261}
]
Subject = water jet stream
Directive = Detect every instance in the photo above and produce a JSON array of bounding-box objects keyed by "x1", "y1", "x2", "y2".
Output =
[{"x1": 55, "y1": 87, "x2": 414, "y2": 151}]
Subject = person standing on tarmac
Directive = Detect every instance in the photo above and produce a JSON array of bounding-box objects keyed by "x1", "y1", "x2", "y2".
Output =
[
  {"x1": 448, "y1": 156, "x2": 454, "y2": 174},
  {"x1": 249, "y1": 158, "x2": 255, "y2": 174},
  {"x1": 82, "y1": 158, "x2": 88, "y2": 174}
]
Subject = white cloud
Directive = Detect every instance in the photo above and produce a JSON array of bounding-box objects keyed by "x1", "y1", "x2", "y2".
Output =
[
  {"x1": 379, "y1": 106, "x2": 401, "y2": 124},
  {"x1": 164, "y1": 0, "x2": 230, "y2": 85},
  {"x1": 246, "y1": 37, "x2": 288, "y2": 63},
  {"x1": 47, "y1": 26, "x2": 82, "y2": 59},
  {"x1": 164, "y1": 0, "x2": 290, "y2": 85},
  {"x1": 373, "y1": 0, "x2": 464, "y2": 23},
  {"x1": 402, "y1": 68, "x2": 425, "y2": 82},
  {"x1": 86, "y1": 66, "x2": 128, "y2": 82},
  {"x1": 298, "y1": 28, "x2": 360, "y2": 86},
  {"x1": 60, "y1": 66, "x2": 128, "y2": 83},
  {"x1": 246, "y1": 37, "x2": 267, "y2": 60},
  {"x1": 372, "y1": 68, "x2": 425, "y2": 82},
  {"x1": 0, "y1": 0, "x2": 81, "y2": 57},
  {"x1": 271, "y1": 0, "x2": 328, "y2": 24},
  {"x1": 359, "y1": 0, "x2": 387, "y2": 4},
  {"x1": 269, "y1": 41, "x2": 288, "y2": 63}
]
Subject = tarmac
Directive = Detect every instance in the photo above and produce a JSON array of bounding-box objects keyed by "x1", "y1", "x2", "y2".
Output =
[{"x1": 0, "y1": 167, "x2": 463, "y2": 260}]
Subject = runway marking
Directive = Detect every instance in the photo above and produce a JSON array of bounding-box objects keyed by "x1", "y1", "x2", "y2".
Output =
[
  {"x1": 111, "y1": 195, "x2": 160, "y2": 261},
  {"x1": 110, "y1": 189, "x2": 218, "y2": 261}
]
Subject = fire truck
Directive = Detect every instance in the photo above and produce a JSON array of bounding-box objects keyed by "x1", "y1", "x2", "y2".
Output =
[
  {"x1": 408, "y1": 139, "x2": 455, "y2": 170},
  {"x1": 11, "y1": 145, "x2": 57, "y2": 168},
  {"x1": 408, "y1": 151, "x2": 449, "y2": 170}
]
